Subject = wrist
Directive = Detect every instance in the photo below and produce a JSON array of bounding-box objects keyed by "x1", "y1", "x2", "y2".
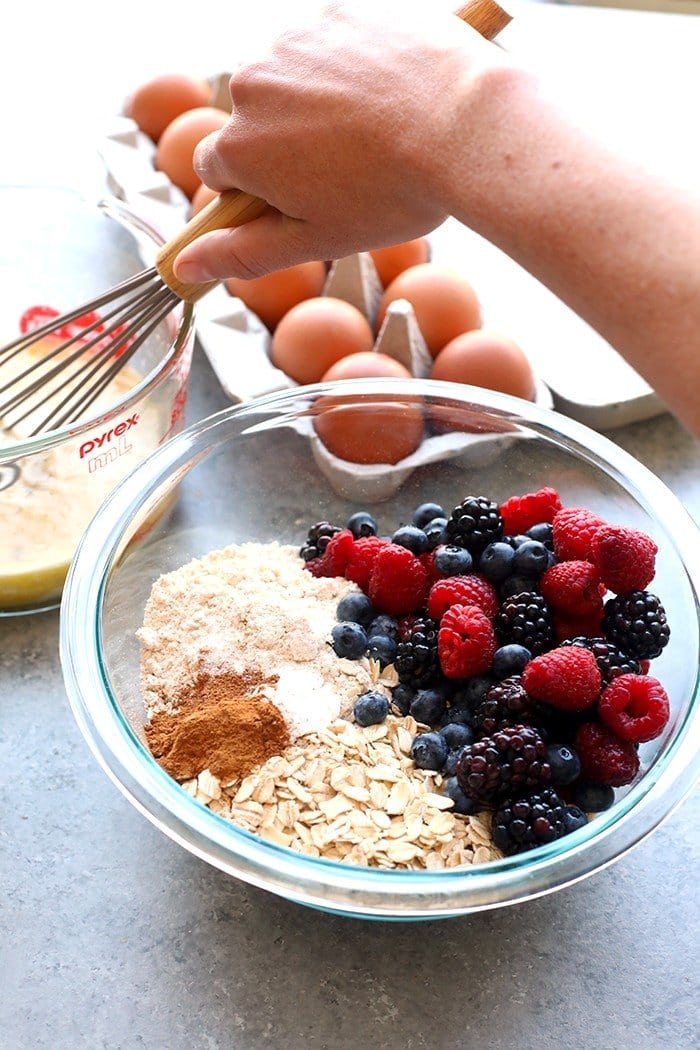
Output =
[{"x1": 437, "y1": 57, "x2": 545, "y2": 236}]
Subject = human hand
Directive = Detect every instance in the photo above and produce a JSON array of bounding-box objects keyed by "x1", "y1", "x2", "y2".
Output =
[{"x1": 173, "y1": 0, "x2": 511, "y2": 283}]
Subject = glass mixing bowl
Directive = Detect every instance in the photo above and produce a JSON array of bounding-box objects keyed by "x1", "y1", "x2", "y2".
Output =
[
  {"x1": 60, "y1": 380, "x2": 700, "y2": 920},
  {"x1": 0, "y1": 185, "x2": 195, "y2": 615}
]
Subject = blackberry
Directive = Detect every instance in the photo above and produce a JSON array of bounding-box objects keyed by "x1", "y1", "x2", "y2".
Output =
[
  {"x1": 445, "y1": 495, "x2": 503, "y2": 555},
  {"x1": 561, "y1": 636, "x2": 641, "y2": 684},
  {"x1": 299, "y1": 521, "x2": 341, "y2": 561},
  {"x1": 602, "y1": 591, "x2": 670, "y2": 661},
  {"x1": 492, "y1": 787, "x2": 568, "y2": 855},
  {"x1": 455, "y1": 724, "x2": 551, "y2": 805},
  {"x1": 394, "y1": 615, "x2": 440, "y2": 686},
  {"x1": 472, "y1": 676, "x2": 547, "y2": 737},
  {"x1": 495, "y1": 591, "x2": 555, "y2": 655}
]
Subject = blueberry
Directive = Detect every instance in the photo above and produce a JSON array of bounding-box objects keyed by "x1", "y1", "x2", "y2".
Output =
[
  {"x1": 424, "y1": 517, "x2": 448, "y2": 550},
  {"x1": 434, "y1": 544, "x2": 474, "y2": 577},
  {"x1": 346, "y1": 511, "x2": 377, "y2": 538},
  {"x1": 547, "y1": 743, "x2": 582, "y2": 786},
  {"x1": 410, "y1": 731, "x2": 449, "y2": 771},
  {"x1": 571, "y1": 781, "x2": 615, "y2": 812},
  {"x1": 478, "y1": 541, "x2": 515, "y2": 583},
  {"x1": 506, "y1": 534, "x2": 532, "y2": 549},
  {"x1": 526, "y1": 521, "x2": 554, "y2": 549},
  {"x1": 391, "y1": 683, "x2": 415, "y2": 716},
  {"x1": 413, "y1": 502, "x2": 446, "y2": 529},
  {"x1": 439, "y1": 723, "x2": 474, "y2": 750},
  {"x1": 353, "y1": 690, "x2": 390, "y2": 727},
  {"x1": 563, "y1": 805, "x2": 588, "y2": 834},
  {"x1": 336, "y1": 592, "x2": 375, "y2": 626},
  {"x1": 442, "y1": 776, "x2": 480, "y2": 815},
  {"x1": 367, "y1": 614, "x2": 399, "y2": 641},
  {"x1": 441, "y1": 706, "x2": 474, "y2": 727},
  {"x1": 512, "y1": 540, "x2": 550, "y2": 578},
  {"x1": 330, "y1": 622, "x2": 368, "y2": 660},
  {"x1": 500, "y1": 575, "x2": 539, "y2": 600},
  {"x1": 410, "y1": 687, "x2": 448, "y2": 725},
  {"x1": 391, "y1": 524, "x2": 429, "y2": 554},
  {"x1": 450, "y1": 675, "x2": 492, "y2": 713},
  {"x1": 442, "y1": 748, "x2": 466, "y2": 777},
  {"x1": 492, "y1": 643, "x2": 532, "y2": 679},
  {"x1": 366, "y1": 634, "x2": 397, "y2": 667}
]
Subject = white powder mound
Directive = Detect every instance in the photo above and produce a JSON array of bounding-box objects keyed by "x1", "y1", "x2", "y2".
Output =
[{"x1": 138, "y1": 541, "x2": 386, "y2": 736}]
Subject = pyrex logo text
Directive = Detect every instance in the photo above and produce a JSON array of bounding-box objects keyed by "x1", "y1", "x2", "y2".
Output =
[{"x1": 79, "y1": 413, "x2": 140, "y2": 459}]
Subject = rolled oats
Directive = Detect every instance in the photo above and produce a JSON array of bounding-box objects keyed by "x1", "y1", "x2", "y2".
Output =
[{"x1": 197, "y1": 716, "x2": 503, "y2": 870}]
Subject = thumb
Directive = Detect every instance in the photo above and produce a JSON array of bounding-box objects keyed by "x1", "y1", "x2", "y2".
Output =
[{"x1": 172, "y1": 209, "x2": 321, "y2": 283}]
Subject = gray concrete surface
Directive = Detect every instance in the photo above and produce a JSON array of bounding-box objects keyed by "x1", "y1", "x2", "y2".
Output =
[
  {"x1": 1, "y1": 4, "x2": 699, "y2": 1045},
  {"x1": 2, "y1": 345, "x2": 699, "y2": 1050}
]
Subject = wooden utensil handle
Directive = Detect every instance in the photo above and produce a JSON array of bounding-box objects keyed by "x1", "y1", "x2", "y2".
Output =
[{"x1": 157, "y1": 0, "x2": 512, "y2": 303}]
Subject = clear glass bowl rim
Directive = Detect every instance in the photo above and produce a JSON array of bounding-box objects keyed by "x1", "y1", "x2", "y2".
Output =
[
  {"x1": 59, "y1": 378, "x2": 700, "y2": 918},
  {"x1": 0, "y1": 186, "x2": 195, "y2": 464}
]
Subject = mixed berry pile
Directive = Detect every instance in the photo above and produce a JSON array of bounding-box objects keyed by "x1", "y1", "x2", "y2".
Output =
[{"x1": 299, "y1": 487, "x2": 671, "y2": 857}]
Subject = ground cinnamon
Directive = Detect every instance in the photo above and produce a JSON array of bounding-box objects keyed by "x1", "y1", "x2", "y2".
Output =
[{"x1": 145, "y1": 670, "x2": 290, "y2": 782}]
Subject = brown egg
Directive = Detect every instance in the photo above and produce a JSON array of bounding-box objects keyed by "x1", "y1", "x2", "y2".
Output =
[
  {"x1": 314, "y1": 393, "x2": 425, "y2": 464},
  {"x1": 376, "y1": 264, "x2": 482, "y2": 357},
  {"x1": 155, "y1": 106, "x2": 229, "y2": 198},
  {"x1": 190, "y1": 182, "x2": 219, "y2": 216},
  {"x1": 226, "y1": 262, "x2": 327, "y2": 332},
  {"x1": 431, "y1": 329, "x2": 536, "y2": 401},
  {"x1": 369, "y1": 238, "x2": 430, "y2": 289},
  {"x1": 271, "y1": 298, "x2": 374, "y2": 384},
  {"x1": 126, "y1": 73, "x2": 212, "y2": 142},
  {"x1": 321, "y1": 352, "x2": 412, "y2": 383}
]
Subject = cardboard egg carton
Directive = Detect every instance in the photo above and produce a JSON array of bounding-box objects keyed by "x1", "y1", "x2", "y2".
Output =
[{"x1": 98, "y1": 83, "x2": 553, "y2": 500}]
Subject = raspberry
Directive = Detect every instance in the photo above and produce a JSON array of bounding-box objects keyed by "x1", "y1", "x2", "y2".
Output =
[
  {"x1": 590, "y1": 524, "x2": 658, "y2": 594},
  {"x1": 438, "y1": 603, "x2": 496, "y2": 679},
  {"x1": 492, "y1": 787, "x2": 568, "y2": 855},
  {"x1": 427, "y1": 574, "x2": 499, "y2": 622},
  {"x1": 553, "y1": 609, "x2": 604, "y2": 642},
  {"x1": 343, "y1": 535, "x2": 390, "y2": 589},
  {"x1": 575, "y1": 721, "x2": 640, "y2": 787},
  {"x1": 418, "y1": 549, "x2": 441, "y2": 584},
  {"x1": 305, "y1": 528, "x2": 355, "y2": 577},
  {"x1": 598, "y1": 673, "x2": 670, "y2": 743},
  {"x1": 498, "y1": 487, "x2": 562, "y2": 536},
  {"x1": 367, "y1": 544, "x2": 430, "y2": 616},
  {"x1": 540, "y1": 560, "x2": 606, "y2": 616},
  {"x1": 552, "y1": 507, "x2": 606, "y2": 562},
  {"x1": 455, "y1": 724, "x2": 551, "y2": 804},
  {"x1": 522, "y1": 646, "x2": 601, "y2": 712}
]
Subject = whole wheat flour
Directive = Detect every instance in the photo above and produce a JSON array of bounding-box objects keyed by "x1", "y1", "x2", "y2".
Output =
[{"x1": 138, "y1": 541, "x2": 388, "y2": 736}]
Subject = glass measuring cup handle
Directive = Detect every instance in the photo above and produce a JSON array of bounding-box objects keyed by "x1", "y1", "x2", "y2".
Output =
[{"x1": 0, "y1": 461, "x2": 21, "y2": 491}]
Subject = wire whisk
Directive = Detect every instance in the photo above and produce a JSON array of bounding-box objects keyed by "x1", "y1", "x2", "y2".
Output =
[
  {"x1": 0, "y1": 190, "x2": 268, "y2": 437},
  {"x1": 0, "y1": 0, "x2": 510, "y2": 439}
]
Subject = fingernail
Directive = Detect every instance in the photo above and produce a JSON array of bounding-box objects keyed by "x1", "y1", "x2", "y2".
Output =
[{"x1": 173, "y1": 259, "x2": 214, "y2": 284}]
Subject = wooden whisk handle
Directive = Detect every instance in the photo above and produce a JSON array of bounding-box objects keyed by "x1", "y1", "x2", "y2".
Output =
[{"x1": 156, "y1": 0, "x2": 512, "y2": 303}]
